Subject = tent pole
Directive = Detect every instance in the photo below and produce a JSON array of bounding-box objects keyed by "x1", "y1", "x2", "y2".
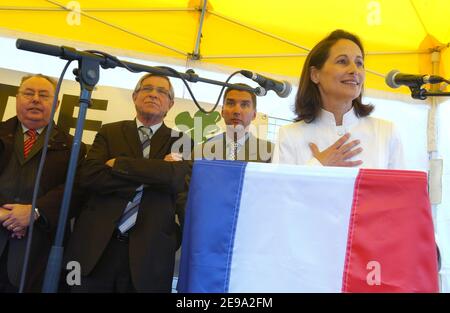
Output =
[
  {"x1": 427, "y1": 49, "x2": 443, "y2": 291},
  {"x1": 428, "y1": 50, "x2": 442, "y2": 209},
  {"x1": 0, "y1": 6, "x2": 195, "y2": 12},
  {"x1": 428, "y1": 50, "x2": 440, "y2": 155},
  {"x1": 192, "y1": 0, "x2": 208, "y2": 60}
]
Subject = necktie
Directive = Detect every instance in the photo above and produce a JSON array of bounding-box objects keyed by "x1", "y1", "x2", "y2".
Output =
[
  {"x1": 227, "y1": 141, "x2": 240, "y2": 160},
  {"x1": 117, "y1": 126, "x2": 152, "y2": 234},
  {"x1": 139, "y1": 126, "x2": 152, "y2": 159},
  {"x1": 24, "y1": 129, "x2": 37, "y2": 158}
]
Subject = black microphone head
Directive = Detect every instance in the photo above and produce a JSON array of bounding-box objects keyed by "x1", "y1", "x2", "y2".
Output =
[
  {"x1": 385, "y1": 70, "x2": 401, "y2": 89},
  {"x1": 427, "y1": 75, "x2": 445, "y2": 84},
  {"x1": 240, "y1": 70, "x2": 253, "y2": 79},
  {"x1": 16, "y1": 39, "x2": 63, "y2": 58},
  {"x1": 254, "y1": 87, "x2": 267, "y2": 96},
  {"x1": 277, "y1": 81, "x2": 292, "y2": 98}
]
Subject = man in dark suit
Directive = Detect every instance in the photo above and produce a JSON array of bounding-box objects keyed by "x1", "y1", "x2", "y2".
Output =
[
  {"x1": 202, "y1": 83, "x2": 273, "y2": 162},
  {"x1": 65, "y1": 73, "x2": 191, "y2": 293},
  {"x1": 0, "y1": 74, "x2": 86, "y2": 292}
]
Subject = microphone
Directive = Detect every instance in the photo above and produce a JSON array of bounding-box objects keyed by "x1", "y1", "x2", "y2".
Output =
[
  {"x1": 16, "y1": 39, "x2": 64, "y2": 57},
  {"x1": 240, "y1": 70, "x2": 292, "y2": 98},
  {"x1": 385, "y1": 70, "x2": 444, "y2": 89}
]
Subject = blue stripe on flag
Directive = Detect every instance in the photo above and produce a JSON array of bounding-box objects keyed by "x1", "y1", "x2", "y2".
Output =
[{"x1": 177, "y1": 160, "x2": 247, "y2": 292}]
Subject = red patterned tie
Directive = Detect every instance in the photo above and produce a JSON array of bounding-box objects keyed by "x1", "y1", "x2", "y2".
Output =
[{"x1": 24, "y1": 129, "x2": 37, "y2": 158}]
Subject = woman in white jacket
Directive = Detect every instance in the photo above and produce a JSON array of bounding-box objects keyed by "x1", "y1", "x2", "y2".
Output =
[{"x1": 272, "y1": 29, "x2": 404, "y2": 169}]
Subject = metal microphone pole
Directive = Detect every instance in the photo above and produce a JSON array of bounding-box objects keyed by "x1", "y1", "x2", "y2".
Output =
[
  {"x1": 41, "y1": 55, "x2": 99, "y2": 293},
  {"x1": 16, "y1": 39, "x2": 261, "y2": 95},
  {"x1": 409, "y1": 86, "x2": 450, "y2": 100}
]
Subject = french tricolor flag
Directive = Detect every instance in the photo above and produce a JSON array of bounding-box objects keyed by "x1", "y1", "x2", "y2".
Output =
[{"x1": 178, "y1": 160, "x2": 439, "y2": 293}]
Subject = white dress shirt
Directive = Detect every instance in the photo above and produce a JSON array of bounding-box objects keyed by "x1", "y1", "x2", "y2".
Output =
[
  {"x1": 224, "y1": 132, "x2": 249, "y2": 160},
  {"x1": 272, "y1": 108, "x2": 404, "y2": 169}
]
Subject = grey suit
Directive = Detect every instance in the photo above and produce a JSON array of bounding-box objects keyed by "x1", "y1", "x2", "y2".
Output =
[{"x1": 200, "y1": 132, "x2": 273, "y2": 162}]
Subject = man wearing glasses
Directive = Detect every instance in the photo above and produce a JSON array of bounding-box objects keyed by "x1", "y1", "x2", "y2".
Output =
[
  {"x1": 65, "y1": 73, "x2": 191, "y2": 292},
  {"x1": 0, "y1": 74, "x2": 86, "y2": 292}
]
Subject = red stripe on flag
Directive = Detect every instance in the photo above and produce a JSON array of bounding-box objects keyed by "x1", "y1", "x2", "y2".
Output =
[{"x1": 342, "y1": 169, "x2": 439, "y2": 292}]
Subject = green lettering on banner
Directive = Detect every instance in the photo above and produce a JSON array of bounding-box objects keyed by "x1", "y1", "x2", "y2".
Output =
[{"x1": 175, "y1": 110, "x2": 221, "y2": 144}]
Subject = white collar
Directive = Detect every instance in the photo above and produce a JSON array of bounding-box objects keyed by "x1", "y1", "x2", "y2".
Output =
[
  {"x1": 21, "y1": 124, "x2": 45, "y2": 135},
  {"x1": 135, "y1": 119, "x2": 162, "y2": 134},
  {"x1": 316, "y1": 107, "x2": 359, "y2": 128},
  {"x1": 225, "y1": 132, "x2": 249, "y2": 146}
]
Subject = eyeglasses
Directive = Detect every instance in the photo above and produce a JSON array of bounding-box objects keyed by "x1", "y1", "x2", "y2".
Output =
[
  {"x1": 19, "y1": 91, "x2": 54, "y2": 101},
  {"x1": 138, "y1": 85, "x2": 171, "y2": 99}
]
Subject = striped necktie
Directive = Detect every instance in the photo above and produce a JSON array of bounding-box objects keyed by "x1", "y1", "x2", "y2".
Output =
[
  {"x1": 117, "y1": 126, "x2": 153, "y2": 234},
  {"x1": 24, "y1": 129, "x2": 37, "y2": 158}
]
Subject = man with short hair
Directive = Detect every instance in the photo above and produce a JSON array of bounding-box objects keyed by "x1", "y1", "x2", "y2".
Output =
[
  {"x1": 203, "y1": 83, "x2": 273, "y2": 162},
  {"x1": 0, "y1": 74, "x2": 86, "y2": 292},
  {"x1": 65, "y1": 73, "x2": 191, "y2": 292}
]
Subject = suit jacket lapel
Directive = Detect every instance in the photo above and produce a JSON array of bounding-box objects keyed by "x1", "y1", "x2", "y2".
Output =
[
  {"x1": 222, "y1": 134, "x2": 228, "y2": 160},
  {"x1": 14, "y1": 126, "x2": 25, "y2": 165},
  {"x1": 24, "y1": 125, "x2": 55, "y2": 162},
  {"x1": 122, "y1": 120, "x2": 142, "y2": 158},
  {"x1": 120, "y1": 121, "x2": 172, "y2": 159},
  {"x1": 246, "y1": 133, "x2": 258, "y2": 161},
  {"x1": 17, "y1": 123, "x2": 56, "y2": 165},
  {"x1": 149, "y1": 123, "x2": 171, "y2": 159}
]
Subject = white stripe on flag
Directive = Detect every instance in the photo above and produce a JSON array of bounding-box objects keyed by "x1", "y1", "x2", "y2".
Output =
[{"x1": 229, "y1": 163, "x2": 359, "y2": 292}]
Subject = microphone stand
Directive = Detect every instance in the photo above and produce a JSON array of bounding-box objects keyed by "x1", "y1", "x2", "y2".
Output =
[
  {"x1": 410, "y1": 86, "x2": 450, "y2": 100},
  {"x1": 15, "y1": 38, "x2": 262, "y2": 293},
  {"x1": 41, "y1": 52, "x2": 99, "y2": 293},
  {"x1": 16, "y1": 39, "x2": 260, "y2": 95}
]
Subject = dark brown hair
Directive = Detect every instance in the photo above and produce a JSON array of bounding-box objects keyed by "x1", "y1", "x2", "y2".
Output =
[
  {"x1": 294, "y1": 29, "x2": 373, "y2": 122},
  {"x1": 223, "y1": 83, "x2": 257, "y2": 110}
]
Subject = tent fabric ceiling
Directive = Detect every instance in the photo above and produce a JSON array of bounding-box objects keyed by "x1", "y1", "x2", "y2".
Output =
[{"x1": 0, "y1": 0, "x2": 448, "y2": 94}]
